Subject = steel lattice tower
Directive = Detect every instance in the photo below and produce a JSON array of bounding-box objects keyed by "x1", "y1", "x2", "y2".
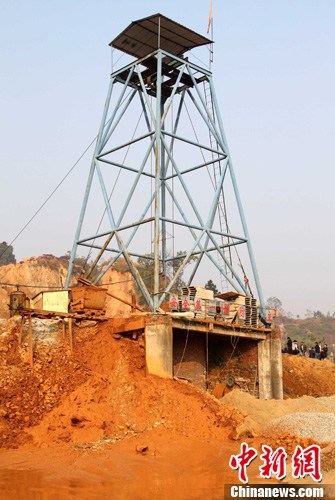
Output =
[{"x1": 65, "y1": 14, "x2": 266, "y2": 320}]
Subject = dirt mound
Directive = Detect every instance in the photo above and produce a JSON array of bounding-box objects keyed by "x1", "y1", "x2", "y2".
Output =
[
  {"x1": 0, "y1": 318, "x2": 242, "y2": 449},
  {"x1": 282, "y1": 353, "x2": 335, "y2": 397},
  {"x1": 0, "y1": 317, "x2": 89, "y2": 448},
  {"x1": 222, "y1": 389, "x2": 335, "y2": 439},
  {"x1": 322, "y1": 442, "x2": 335, "y2": 473},
  {"x1": 264, "y1": 432, "x2": 326, "y2": 456}
]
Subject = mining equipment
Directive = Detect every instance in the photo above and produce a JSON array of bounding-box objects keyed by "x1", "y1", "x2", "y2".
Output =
[{"x1": 64, "y1": 13, "x2": 268, "y2": 326}]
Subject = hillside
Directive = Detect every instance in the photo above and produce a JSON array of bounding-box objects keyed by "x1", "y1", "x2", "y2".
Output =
[
  {"x1": 276, "y1": 315, "x2": 335, "y2": 350},
  {"x1": 0, "y1": 255, "x2": 136, "y2": 317}
]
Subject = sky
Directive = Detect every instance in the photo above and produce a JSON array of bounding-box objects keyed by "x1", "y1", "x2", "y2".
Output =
[{"x1": 0, "y1": 0, "x2": 334, "y2": 316}]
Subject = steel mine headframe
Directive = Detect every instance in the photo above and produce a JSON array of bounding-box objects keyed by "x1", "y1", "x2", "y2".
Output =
[{"x1": 65, "y1": 13, "x2": 266, "y2": 320}]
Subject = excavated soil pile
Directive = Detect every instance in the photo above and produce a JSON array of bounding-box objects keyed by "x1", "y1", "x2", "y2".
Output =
[
  {"x1": 0, "y1": 318, "x2": 243, "y2": 450},
  {"x1": 0, "y1": 318, "x2": 89, "y2": 448},
  {"x1": 282, "y1": 353, "x2": 335, "y2": 397}
]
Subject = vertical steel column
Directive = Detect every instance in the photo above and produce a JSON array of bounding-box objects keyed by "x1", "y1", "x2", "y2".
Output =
[
  {"x1": 153, "y1": 51, "x2": 163, "y2": 311},
  {"x1": 161, "y1": 98, "x2": 167, "y2": 288}
]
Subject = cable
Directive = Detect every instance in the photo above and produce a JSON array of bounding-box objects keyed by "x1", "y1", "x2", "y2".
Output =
[
  {"x1": 0, "y1": 277, "x2": 135, "y2": 289},
  {"x1": 185, "y1": 91, "x2": 253, "y2": 296},
  {"x1": 221, "y1": 335, "x2": 239, "y2": 372},
  {"x1": 0, "y1": 136, "x2": 98, "y2": 263},
  {"x1": 175, "y1": 322, "x2": 190, "y2": 377},
  {"x1": 0, "y1": 83, "x2": 135, "y2": 268},
  {"x1": 0, "y1": 282, "x2": 62, "y2": 289}
]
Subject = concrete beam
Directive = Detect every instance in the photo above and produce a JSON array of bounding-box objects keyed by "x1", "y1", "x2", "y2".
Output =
[
  {"x1": 172, "y1": 317, "x2": 267, "y2": 340},
  {"x1": 111, "y1": 315, "x2": 145, "y2": 334}
]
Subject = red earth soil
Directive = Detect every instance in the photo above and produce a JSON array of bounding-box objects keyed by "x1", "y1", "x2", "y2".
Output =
[{"x1": 0, "y1": 319, "x2": 335, "y2": 498}]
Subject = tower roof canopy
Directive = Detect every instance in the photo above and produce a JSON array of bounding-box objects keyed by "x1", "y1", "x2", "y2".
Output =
[{"x1": 110, "y1": 13, "x2": 212, "y2": 59}]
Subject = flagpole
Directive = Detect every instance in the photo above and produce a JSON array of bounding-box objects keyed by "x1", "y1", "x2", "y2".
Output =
[
  {"x1": 207, "y1": 0, "x2": 214, "y2": 70},
  {"x1": 210, "y1": 16, "x2": 214, "y2": 70}
]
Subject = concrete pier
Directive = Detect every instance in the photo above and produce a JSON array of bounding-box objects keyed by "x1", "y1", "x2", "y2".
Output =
[
  {"x1": 145, "y1": 315, "x2": 173, "y2": 378},
  {"x1": 258, "y1": 331, "x2": 283, "y2": 400}
]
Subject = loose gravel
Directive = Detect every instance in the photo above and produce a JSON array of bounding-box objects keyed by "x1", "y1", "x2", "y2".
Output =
[{"x1": 264, "y1": 411, "x2": 335, "y2": 443}]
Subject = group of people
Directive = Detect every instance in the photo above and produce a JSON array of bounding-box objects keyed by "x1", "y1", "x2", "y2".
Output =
[{"x1": 284, "y1": 337, "x2": 329, "y2": 360}]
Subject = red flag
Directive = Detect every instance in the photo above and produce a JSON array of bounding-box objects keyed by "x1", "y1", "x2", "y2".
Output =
[{"x1": 207, "y1": 0, "x2": 213, "y2": 34}]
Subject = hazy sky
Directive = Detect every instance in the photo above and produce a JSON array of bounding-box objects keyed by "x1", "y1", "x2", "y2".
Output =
[{"x1": 0, "y1": 0, "x2": 334, "y2": 316}]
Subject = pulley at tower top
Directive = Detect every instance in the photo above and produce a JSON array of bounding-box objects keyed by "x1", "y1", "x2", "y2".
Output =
[{"x1": 109, "y1": 13, "x2": 213, "y2": 99}]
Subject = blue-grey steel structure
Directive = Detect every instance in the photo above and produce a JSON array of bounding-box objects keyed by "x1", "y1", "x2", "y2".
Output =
[{"x1": 65, "y1": 14, "x2": 266, "y2": 320}]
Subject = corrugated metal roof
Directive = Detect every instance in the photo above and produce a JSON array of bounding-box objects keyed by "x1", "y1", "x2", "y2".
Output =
[{"x1": 110, "y1": 13, "x2": 212, "y2": 59}]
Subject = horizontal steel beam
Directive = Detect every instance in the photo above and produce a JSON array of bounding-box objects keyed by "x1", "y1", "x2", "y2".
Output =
[
  {"x1": 97, "y1": 158, "x2": 155, "y2": 178},
  {"x1": 160, "y1": 217, "x2": 247, "y2": 241},
  {"x1": 77, "y1": 217, "x2": 155, "y2": 244},
  {"x1": 97, "y1": 131, "x2": 154, "y2": 158},
  {"x1": 163, "y1": 130, "x2": 226, "y2": 157}
]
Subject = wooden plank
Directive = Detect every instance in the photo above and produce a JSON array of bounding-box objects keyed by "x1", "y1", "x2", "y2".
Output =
[
  {"x1": 19, "y1": 317, "x2": 24, "y2": 347},
  {"x1": 18, "y1": 307, "x2": 106, "y2": 321},
  {"x1": 28, "y1": 314, "x2": 33, "y2": 368},
  {"x1": 62, "y1": 320, "x2": 66, "y2": 341},
  {"x1": 69, "y1": 318, "x2": 73, "y2": 353},
  {"x1": 111, "y1": 316, "x2": 145, "y2": 334}
]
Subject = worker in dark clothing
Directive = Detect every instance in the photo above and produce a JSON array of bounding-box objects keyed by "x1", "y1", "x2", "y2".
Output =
[
  {"x1": 309, "y1": 346, "x2": 315, "y2": 358},
  {"x1": 287, "y1": 337, "x2": 293, "y2": 354},
  {"x1": 315, "y1": 342, "x2": 321, "y2": 360},
  {"x1": 320, "y1": 344, "x2": 328, "y2": 360}
]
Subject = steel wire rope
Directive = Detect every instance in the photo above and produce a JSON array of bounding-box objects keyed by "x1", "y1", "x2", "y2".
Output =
[
  {"x1": 204, "y1": 79, "x2": 233, "y2": 285},
  {"x1": 174, "y1": 321, "x2": 190, "y2": 377},
  {"x1": 0, "y1": 277, "x2": 135, "y2": 289},
  {"x1": 184, "y1": 99, "x2": 229, "y2": 281},
  {"x1": 184, "y1": 100, "x2": 216, "y2": 190},
  {"x1": 191, "y1": 52, "x2": 210, "y2": 71},
  {"x1": 185, "y1": 97, "x2": 252, "y2": 295},
  {"x1": 0, "y1": 137, "x2": 98, "y2": 264},
  {"x1": 220, "y1": 335, "x2": 239, "y2": 372},
  {"x1": 0, "y1": 282, "x2": 63, "y2": 289},
  {"x1": 0, "y1": 86, "x2": 135, "y2": 266},
  {"x1": 203, "y1": 82, "x2": 252, "y2": 291},
  {"x1": 111, "y1": 51, "x2": 126, "y2": 71}
]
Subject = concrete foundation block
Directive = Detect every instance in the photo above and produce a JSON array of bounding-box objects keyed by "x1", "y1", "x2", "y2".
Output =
[{"x1": 145, "y1": 315, "x2": 173, "y2": 378}]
